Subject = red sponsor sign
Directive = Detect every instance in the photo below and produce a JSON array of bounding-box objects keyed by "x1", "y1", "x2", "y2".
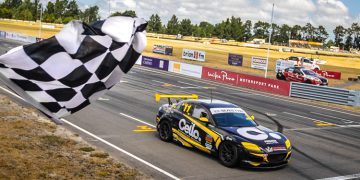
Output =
[
  {"x1": 313, "y1": 69, "x2": 341, "y2": 80},
  {"x1": 237, "y1": 73, "x2": 290, "y2": 96},
  {"x1": 202, "y1": 67, "x2": 238, "y2": 85},
  {"x1": 201, "y1": 67, "x2": 291, "y2": 96}
]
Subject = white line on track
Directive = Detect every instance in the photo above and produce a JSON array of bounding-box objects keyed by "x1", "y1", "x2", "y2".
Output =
[
  {"x1": 135, "y1": 66, "x2": 360, "y2": 117},
  {"x1": 316, "y1": 173, "x2": 360, "y2": 180},
  {"x1": 0, "y1": 86, "x2": 180, "y2": 180},
  {"x1": 284, "y1": 125, "x2": 360, "y2": 131},
  {"x1": 61, "y1": 119, "x2": 179, "y2": 180},
  {"x1": 283, "y1": 112, "x2": 339, "y2": 126},
  {"x1": 119, "y1": 113, "x2": 156, "y2": 128},
  {"x1": 311, "y1": 112, "x2": 355, "y2": 124}
]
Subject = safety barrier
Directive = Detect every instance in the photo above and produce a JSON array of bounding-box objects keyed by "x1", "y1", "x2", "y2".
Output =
[{"x1": 290, "y1": 82, "x2": 360, "y2": 106}]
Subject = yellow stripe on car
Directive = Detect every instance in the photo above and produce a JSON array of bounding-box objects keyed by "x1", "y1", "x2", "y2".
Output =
[
  {"x1": 183, "y1": 114, "x2": 222, "y2": 149},
  {"x1": 173, "y1": 128, "x2": 211, "y2": 154}
]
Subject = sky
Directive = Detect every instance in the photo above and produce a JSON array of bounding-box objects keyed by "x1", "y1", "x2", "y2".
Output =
[
  {"x1": 74, "y1": 0, "x2": 360, "y2": 32},
  {"x1": 2, "y1": 0, "x2": 359, "y2": 33}
]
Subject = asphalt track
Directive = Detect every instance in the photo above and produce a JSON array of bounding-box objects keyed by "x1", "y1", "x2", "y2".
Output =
[{"x1": 1, "y1": 38, "x2": 360, "y2": 180}]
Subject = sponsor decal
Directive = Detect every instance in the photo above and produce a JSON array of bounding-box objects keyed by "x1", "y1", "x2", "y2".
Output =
[
  {"x1": 205, "y1": 142, "x2": 213, "y2": 150},
  {"x1": 313, "y1": 69, "x2": 341, "y2": 80},
  {"x1": 265, "y1": 146, "x2": 273, "y2": 153},
  {"x1": 237, "y1": 73, "x2": 290, "y2": 96},
  {"x1": 210, "y1": 108, "x2": 245, "y2": 115},
  {"x1": 201, "y1": 67, "x2": 238, "y2": 85},
  {"x1": 237, "y1": 127, "x2": 269, "y2": 140},
  {"x1": 269, "y1": 133, "x2": 282, "y2": 140},
  {"x1": 179, "y1": 119, "x2": 201, "y2": 142},
  {"x1": 272, "y1": 146, "x2": 287, "y2": 151},
  {"x1": 264, "y1": 139, "x2": 278, "y2": 145},
  {"x1": 141, "y1": 56, "x2": 169, "y2": 71},
  {"x1": 182, "y1": 49, "x2": 206, "y2": 62},
  {"x1": 152, "y1": 44, "x2": 173, "y2": 55},
  {"x1": 251, "y1": 57, "x2": 267, "y2": 70},
  {"x1": 205, "y1": 134, "x2": 213, "y2": 143},
  {"x1": 228, "y1": 54, "x2": 243, "y2": 66}
]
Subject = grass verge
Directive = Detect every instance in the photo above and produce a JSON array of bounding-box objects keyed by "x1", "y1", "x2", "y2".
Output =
[{"x1": 0, "y1": 95, "x2": 148, "y2": 179}]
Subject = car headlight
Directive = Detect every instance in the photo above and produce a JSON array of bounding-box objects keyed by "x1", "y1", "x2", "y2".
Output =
[
  {"x1": 241, "y1": 142, "x2": 262, "y2": 153},
  {"x1": 285, "y1": 139, "x2": 291, "y2": 149}
]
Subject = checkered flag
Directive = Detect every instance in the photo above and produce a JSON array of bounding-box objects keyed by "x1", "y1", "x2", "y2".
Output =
[{"x1": 0, "y1": 16, "x2": 147, "y2": 121}]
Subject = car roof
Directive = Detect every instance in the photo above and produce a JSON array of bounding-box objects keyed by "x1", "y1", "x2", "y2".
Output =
[{"x1": 183, "y1": 99, "x2": 239, "y2": 109}]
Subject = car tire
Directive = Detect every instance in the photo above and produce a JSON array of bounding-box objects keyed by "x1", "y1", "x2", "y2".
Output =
[
  {"x1": 305, "y1": 80, "x2": 312, "y2": 84},
  {"x1": 158, "y1": 120, "x2": 173, "y2": 142},
  {"x1": 218, "y1": 141, "x2": 240, "y2": 167}
]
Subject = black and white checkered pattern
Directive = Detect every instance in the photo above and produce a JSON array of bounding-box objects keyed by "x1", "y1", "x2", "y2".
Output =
[{"x1": 0, "y1": 16, "x2": 147, "y2": 118}]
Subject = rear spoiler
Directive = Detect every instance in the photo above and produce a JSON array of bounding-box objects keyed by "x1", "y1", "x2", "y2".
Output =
[{"x1": 155, "y1": 93, "x2": 199, "y2": 105}]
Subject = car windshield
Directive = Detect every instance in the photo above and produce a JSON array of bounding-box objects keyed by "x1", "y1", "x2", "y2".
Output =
[
  {"x1": 302, "y1": 69, "x2": 316, "y2": 76},
  {"x1": 212, "y1": 112, "x2": 257, "y2": 127}
]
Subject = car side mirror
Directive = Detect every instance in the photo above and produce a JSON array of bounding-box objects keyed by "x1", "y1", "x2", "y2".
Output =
[
  {"x1": 251, "y1": 115, "x2": 255, "y2": 120},
  {"x1": 199, "y1": 117, "x2": 209, "y2": 123}
]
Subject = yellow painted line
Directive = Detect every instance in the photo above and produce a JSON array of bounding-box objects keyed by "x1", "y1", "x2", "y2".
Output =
[
  {"x1": 133, "y1": 125, "x2": 156, "y2": 132},
  {"x1": 133, "y1": 129, "x2": 156, "y2": 132},
  {"x1": 314, "y1": 120, "x2": 336, "y2": 127},
  {"x1": 162, "y1": 83, "x2": 174, "y2": 87}
]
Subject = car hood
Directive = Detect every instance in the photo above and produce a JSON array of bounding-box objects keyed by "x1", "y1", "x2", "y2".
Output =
[{"x1": 220, "y1": 126, "x2": 288, "y2": 150}]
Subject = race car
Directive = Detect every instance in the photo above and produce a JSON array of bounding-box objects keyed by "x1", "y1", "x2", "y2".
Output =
[
  {"x1": 277, "y1": 66, "x2": 328, "y2": 86},
  {"x1": 155, "y1": 94, "x2": 292, "y2": 168},
  {"x1": 287, "y1": 56, "x2": 321, "y2": 70}
]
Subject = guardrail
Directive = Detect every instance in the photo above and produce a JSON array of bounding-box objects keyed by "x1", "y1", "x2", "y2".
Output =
[{"x1": 290, "y1": 82, "x2": 360, "y2": 106}]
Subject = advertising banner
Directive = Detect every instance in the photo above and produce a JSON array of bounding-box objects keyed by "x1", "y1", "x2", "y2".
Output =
[
  {"x1": 314, "y1": 69, "x2": 341, "y2": 80},
  {"x1": 201, "y1": 67, "x2": 238, "y2": 85},
  {"x1": 251, "y1": 56, "x2": 267, "y2": 70},
  {"x1": 179, "y1": 63, "x2": 203, "y2": 78},
  {"x1": 168, "y1": 61, "x2": 202, "y2": 78},
  {"x1": 0, "y1": 31, "x2": 5, "y2": 38},
  {"x1": 152, "y1": 44, "x2": 173, "y2": 56},
  {"x1": 237, "y1": 73, "x2": 290, "y2": 96},
  {"x1": 201, "y1": 67, "x2": 290, "y2": 96},
  {"x1": 141, "y1": 56, "x2": 169, "y2": 71},
  {"x1": 228, "y1": 54, "x2": 243, "y2": 66},
  {"x1": 182, "y1": 49, "x2": 206, "y2": 62},
  {"x1": 5, "y1": 32, "x2": 36, "y2": 43}
]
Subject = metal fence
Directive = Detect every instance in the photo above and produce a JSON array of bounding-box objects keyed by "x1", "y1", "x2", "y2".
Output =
[{"x1": 290, "y1": 82, "x2": 360, "y2": 106}]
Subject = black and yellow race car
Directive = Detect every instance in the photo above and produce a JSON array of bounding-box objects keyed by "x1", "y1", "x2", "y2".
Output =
[{"x1": 155, "y1": 94, "x2": 292, "y2": 168}]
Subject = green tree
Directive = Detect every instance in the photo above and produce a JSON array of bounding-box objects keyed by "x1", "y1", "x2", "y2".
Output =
[
  {"x1": 179, "y1": 18, "x2": 192, "y2": 36},
  {"x1": 110, "y1": 10, "x2": 136, "y2": 17},
  {"x1": 13, "y1": 0, "x2": 33, "y2": 20},
  {"x1": 54, "y1": 0, "x2": 67, "y2": 19},
  {"x1": 43, "y1": 1, "x2": 55, "y2": 22},
  {"x1": 198, "y1": 21, "x2": 214, "y2": 37},
  {"x1": 333, "y1": 25, "x2": 346, "y2": 49},
  {"x1": 351, "y1": 23, "x2": 360, "y2": 49},
  {"x1": 253, "y1": 21, "x2": 270, "y2": 39},
  {"x1": 243, "y1": 20, "x2": 252, "y2": 42},
  {"x1": 80, "y1": 5, "x2": 100, "y2": 23},
  {"x1": 147, "y1": 14, "x2": 162, "y2": 33},
  {"x1": 229, "y1": 16, "x2": 243, "y2": 41},
  {"x1": 316, "y1": 25, "x2": 328, "y2": 43},
  {"x1": 291, "y1": 25, "x2": 302, "y2": 40},
  {"x1": 344, "y1": 28, "x2": 353, "y2": 51},
  {"x1": 166, "y1": 15, "x2": 179, "y2": 35}
]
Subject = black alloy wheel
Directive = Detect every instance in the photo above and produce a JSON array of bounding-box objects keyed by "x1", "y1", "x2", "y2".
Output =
[
  {"x1": 219, "y1": 141, "x2": 239, "y2": 167},
  {"x1": 158, "y1": 121, "x2": 173, "y2": 142}
]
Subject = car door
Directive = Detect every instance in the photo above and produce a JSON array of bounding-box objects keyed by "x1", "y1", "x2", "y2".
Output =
[
  {"x1": 293, "y1": 69, "x2": 305, "y2": 82},
  {"x1": 285, "y1": 67, "x2": 295, "y2": 81},
  {"x1": 173, "y1": 103, "x2": 219, "y2": 153}
]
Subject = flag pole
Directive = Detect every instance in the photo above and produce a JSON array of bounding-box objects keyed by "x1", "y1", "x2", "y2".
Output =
[{"x1": 265, "y1": 3, "x2": 274, "y2": 78}]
